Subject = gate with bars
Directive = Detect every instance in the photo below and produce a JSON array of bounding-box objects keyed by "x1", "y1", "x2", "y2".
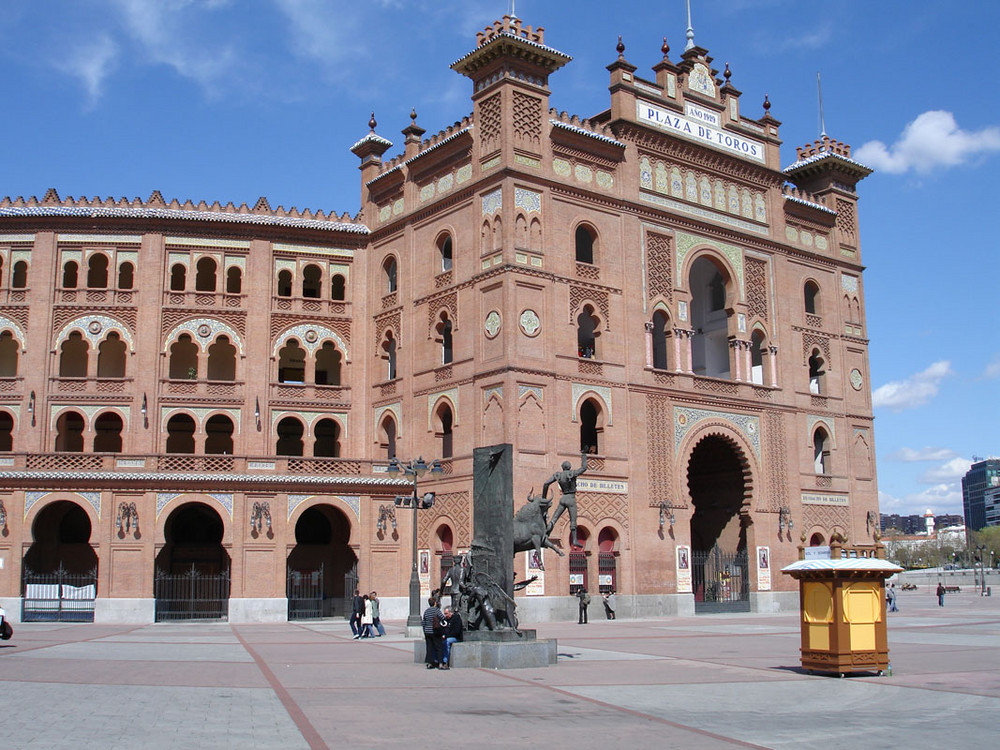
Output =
[
  {"x1": 154, "y1": 565, "x2": 230, "y2": 621},
  {"x1": 692, "y1": 545, "x2": 750, "y2": 613},
  {"x1": 22, "y1": 565, "x2": 97, "y2": 622},
  {"x1": 287, "y1": 565, "x2": 324, "y2": 620},
  {"x1": 342, "y1": 562, "x2": 358, "y2": 619}
]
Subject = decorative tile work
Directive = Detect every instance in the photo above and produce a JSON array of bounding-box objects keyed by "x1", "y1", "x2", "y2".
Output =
[
  {"x1": 438, "y1": 174, "x2": 454, "y2": 192},
  {"x1": 574, "y1": 165, "x2": 593, "y2": 183},
  {"x1": 288, "y1": 494, "x2": 310, "y2": 519},
  {"x1": 645, "y1": 394, "x2": 676, "y2": 506},
  {"x1": 207, "y1": 493, "x2": 234, "y2": 518},
  {"x1": 596, "y1": 171, "x2": 614, "y2": 190},
  {"x1": 482, "y1": 188, "x2": 502, "y2": 216},
  {"x1": 519, "y1": 309, "x2": 540, "y2": 336},
  {"x1": 342, "y1": 496, "x2": 361, "y2": 521},
  {"x1": 676, "y1": 231, "x2": 744, "y2": 299},
  {"x1": 166, "y1": 236, "x2": 250, "y2": 249},
  {"x1": 554, "y1": 158, "x2": 572, "y2": 178},
  {"x1": 25, "y1": 491, "x2": 100, "y2": 519},
  {"x1": 427, "y1": 387, "x2": 459, "y2": 429},
  {"x1": 392, "y1": 198, "x2": 404, "y2": 216},
  {"x1": 156, "y1": 492, "x2": 182, "y2": 518},
  {"x1": 763, "y1": 411, "x2": 788, "y2": 512},
  {"x1": 418, "y1": 490, "x2": 471, "y2": 549},
  {"x1": 456, "y1": 164, "x2": 472, "y2": 183},
  {"x1": 514, "y1": 188, "x2": 541, "y2": 214},
  {"x1": 678, "y1": 300, "x2": 688, "y2": 321},
  {"x1": 272, "y1": 243, "x2": 353, "y2": 258},
  {"x1": 483, "y1": 386, "x2": 503, "y2": 402},
  {"x1": 56, "y1": 314, "x2": 135, "y2": 352},
  {"x1": 807, "y1": 415, "x2": 836, "y2": 447},
  {"x1": 419, "y1": 184, "x2": 436, "y2": 202},
  {"x1": 484, "y1": 311, "x2": 501, "y2": 338},
  {"x1": 518, "y1": 385, "x2": 543, "y2": 401},
  {"x1": 0, "y1": 315, "x2": 26, "y2": 346},
  {"x1": 745, "y1": 257, "x2": 769, "y2": 321},
  {"x1": 51, "y1": 404, "x2": 131, "y2": 431},
  {"x1": 514, "y1": 154, "x2": 540, "y2": 169},
  {"x1": 674, "y1": 406, "x2": 760, "y2": 459},
  {"x1": 841, "y1": 275, "x2": 858, "y2": 293},
  {"x1": 163, "y1": 317, "x2": 244, "y2": 354},
  {"x1": 572, "y1": 383, "x2": 612, "y2": 425},
  {"x1": 481, "y1": 155, "x2": 501, "y2": 171}
]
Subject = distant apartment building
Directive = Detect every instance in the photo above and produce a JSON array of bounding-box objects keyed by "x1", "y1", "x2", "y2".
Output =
[{"x1": 962, "y1": 458, "x2": 1000, "y2": 530}]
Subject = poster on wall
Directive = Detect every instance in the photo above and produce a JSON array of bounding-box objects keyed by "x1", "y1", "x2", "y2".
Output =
[
  {"x1": 756, "y1": 546, "x2": 771, "y2": 591},
  {"x1": 525, "y1": 549, "x2": 545, "y2": 596},
  {"x1": 418, "y1": 548, "x2": 431, "y2": 596},
  {"x1": 676, "y1": 545, "x2": 692, "y2": 593}
]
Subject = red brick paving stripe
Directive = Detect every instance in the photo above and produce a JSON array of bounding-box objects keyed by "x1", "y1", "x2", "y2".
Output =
[{"x1": 232, "y1": 626, "x2": 329, "y2": 750}]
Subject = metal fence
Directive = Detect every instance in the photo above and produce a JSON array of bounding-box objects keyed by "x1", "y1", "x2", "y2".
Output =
[
  {"x1": 22, "y1": 565, "x2": 97, "y2": 622},
  {"x1": 154, "y1": 566, "x2": 230, "y2": 621},
  {"x1": 287, "y1": 566, "x2": 324, "y2": 620},
  {"x1": 692, "y1": 546, "x2": 750, "y2": 613}
]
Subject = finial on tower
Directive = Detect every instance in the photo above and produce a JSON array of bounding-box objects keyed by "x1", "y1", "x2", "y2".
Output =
[
  {"x1": 368, "y1": 112, "x2": 377, "y2": 131},
  {"x1": 410, "y1": 108, "x2": 418, "y2": 125},
  {"x1": 763, "y1": 94, "x2": 771, "y2": 115},
  {"x1": 723, "y1": 62, "x2": 731, "y2": 86},
  {"x1": 617, "y1": 35, "x2": 625, "y2": 59},
  {"x1": 661, "y1": 36, "x2": 670, "y2": 59},
  {"x1": 685, "y1": 0, "x2": 696, "y2": 51},
  {"x1": 817, "y1": 72, "x2": 827, "y2": 137}
]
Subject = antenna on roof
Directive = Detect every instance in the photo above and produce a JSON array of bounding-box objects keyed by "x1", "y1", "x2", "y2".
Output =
[
  {"x1": 817, "y1": 71, "x2": 827, "y2": 137},
  {"x1": 509, "y1": 0, "x2": 517, "y2": 18},
  {"x1": 685, "y1": 0, "x2": 696, "y2": 51}
]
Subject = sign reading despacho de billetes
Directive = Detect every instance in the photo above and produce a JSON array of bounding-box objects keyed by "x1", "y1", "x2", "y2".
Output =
[{"x1": 637, "y1": 100, "x2": 766, "y2": 164}]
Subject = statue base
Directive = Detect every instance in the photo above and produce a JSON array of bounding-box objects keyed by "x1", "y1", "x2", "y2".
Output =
[{"x1": 413, "y1": 629, "x2": 558, "y2": 669}]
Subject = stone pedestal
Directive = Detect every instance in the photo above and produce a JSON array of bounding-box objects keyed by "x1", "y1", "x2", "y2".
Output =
[{"x1": 413, "y1": 629, "x2": 558, "y2": 669}]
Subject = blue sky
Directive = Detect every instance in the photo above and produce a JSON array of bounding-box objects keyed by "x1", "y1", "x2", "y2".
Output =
[{"x1": 2, "y1": 1, "x2": 997, "y2": 518}]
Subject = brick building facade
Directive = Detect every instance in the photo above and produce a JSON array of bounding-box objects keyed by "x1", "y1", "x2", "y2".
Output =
[{"x1": 0, "y1": 15, "x2": 878, "y2": 623}]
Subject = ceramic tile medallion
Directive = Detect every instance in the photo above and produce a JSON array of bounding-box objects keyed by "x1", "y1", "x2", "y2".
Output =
[
  {"x1": 484, "y1": 310, "x2": 502, "y2": 338},
  {"x1": 519, "y1": 309, "x2": 541, "y2": 336}
]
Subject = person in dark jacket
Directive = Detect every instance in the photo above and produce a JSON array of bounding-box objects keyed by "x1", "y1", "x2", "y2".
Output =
[
  {"x1": 421, "y1": 596, "x2": 446, "y2": 669},
  {"x1": 576, "y1": 588, "x2": 591, "y2": 624},
  {"x1": 350, "y1": 589, "x2": 364, "y2": 639},
  {"x1": 441, "y1": 606, "x2": 464, "y2": 669}
]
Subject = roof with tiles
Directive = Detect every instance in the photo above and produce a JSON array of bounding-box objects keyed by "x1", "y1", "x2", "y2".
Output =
[{"x1": 0, "y1": 189, "x2": 369, "y2": 234}]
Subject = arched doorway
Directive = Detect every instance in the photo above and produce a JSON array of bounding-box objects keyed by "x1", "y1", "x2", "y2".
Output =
[
  {"x1": 22, "y1": 500, "x2": 98, "y2": 621},
  {"x1": 154, "y1": 502, "x2": 231, "y2": 621},
  {"x1": 687, "y1": 434, "x2": 751, "y2": 613},
  {"x1": 286, "y1": 504, "x2": 357, "y2": 619}
]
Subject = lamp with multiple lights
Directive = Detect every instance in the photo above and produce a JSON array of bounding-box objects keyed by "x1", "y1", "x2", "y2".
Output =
[
  {"x1": 778, "y1": 505, "x2": 793, "y2": 534},
  {"x1": 250, "y1": 501, "x2": 272, "y2": 536},
  {"x1": 116, "y1": 501, "x2": 139, "y2": 538}
]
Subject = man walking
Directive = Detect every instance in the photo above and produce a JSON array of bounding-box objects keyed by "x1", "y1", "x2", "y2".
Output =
[
  {"x1": 576, "y1": 588, "x2": 590, "y2": 624},
  {"x1": 350, "y1": 589, "x2": 364, "y2": 639}
]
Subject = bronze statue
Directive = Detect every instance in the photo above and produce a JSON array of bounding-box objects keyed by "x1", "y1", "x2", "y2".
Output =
[
  {"x1": 513, "y1": 490, "x2": 564, "y2": 569},
  {"x1": 543, "y1": 452, "x2": 588, "y2": 547}
]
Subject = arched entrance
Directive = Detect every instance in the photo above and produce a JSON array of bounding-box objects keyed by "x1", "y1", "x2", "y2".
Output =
[
  {"x1": 286, "y1": 504, "x2": 357, "y2": 619},
  {"x1": 22, "y1": 500, "x2": 98, "y2": 621},
  {"x1": 154, "y1": 502, "x2": 231, "y2": 621},
  {"x1": 687, "y1": 434, "x2": 751, "y2": 613}
]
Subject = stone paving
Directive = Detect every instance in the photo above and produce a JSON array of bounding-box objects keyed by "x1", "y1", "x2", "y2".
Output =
[{"x1": 2, "y1": 588, "x2": 998, "y2": 749}]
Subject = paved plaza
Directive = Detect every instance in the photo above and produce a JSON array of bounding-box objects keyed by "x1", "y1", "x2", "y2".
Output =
[{"x1": 2, "y1": 588, "x2": 998, "y2": 749}]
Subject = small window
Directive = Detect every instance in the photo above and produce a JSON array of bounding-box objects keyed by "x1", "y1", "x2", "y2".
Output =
[
  {"x1": 813, "y1": 428, "x2": 829, "y2": 474},
  {"x1": 302, "y1": 264, "x2": 322, "y2": 298},
  {"x1": 276, "y1": 416, "x2": 305, "y2": 457},
  {"x1": 331, "y1": 274, "x2": 346, "y2": 301},
  {"x1": 226, "y1": 267, "x2": 242, "y2": 294},
  {"x1": 575, "y1": 225, "x2": 595, "y2": 264},
  {"x1": 439, "y1": 235, "x2": 453, "y2": 272},
  {"x1": 577, "y1": 305, "x2": 599, "y2": 359},
  {"x1": 170, "y1": 264, "x2": 186, "y2": 291},
  {"x1": 383, "y1": 257, "x2": 397, "y2": 294},
  {"x1": 62, "y1": 261, "x2": 79, "y2": 289},
  {"x1": 651, "y1": 310, "x2": 670, "y2": 370},
  {"x1": 195, "y1": 257, "x2": 217, "y2": 292},
  {"x1": 580, "y1": 398, "x2": 601, "y2": 455},
  {"x1": 117, "y1": 262, "x2": 134, "y2": 290},
  {"x1": 804, "y1": 281, "x2": 820, "y2": 315},
  {"x1": 12, "y1": 261, "x2": 28, "y2": 289},
  {"x1": 277, "y1": 269, "x2": 293, "y2": 297},
  {"x1": 808, "y1": 349, "x2": 825, "y2": 394},
  {"x1": 87, "y1": 254, "x2": 109, "y2": 289}
]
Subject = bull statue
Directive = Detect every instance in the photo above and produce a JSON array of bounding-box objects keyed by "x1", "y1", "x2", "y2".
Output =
[{"x1": 512, "y1": 489, "x2": 565, "y2": 570}]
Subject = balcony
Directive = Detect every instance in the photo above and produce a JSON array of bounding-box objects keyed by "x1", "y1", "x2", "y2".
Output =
[
  {"x1": 164, "y1": 290, "x2": 246, "y2": 309},
  {"x1": 50, "y1": 377, "x2": 134, "y2": 397},
  {"x1": 269, "y1": 382, "x2": 350, "y2": 403},
  {"x1": 271, "y1": 296, "x2": 348, "y2": 316},
  {"x1": 8, "y1": 452, "x2": 373, "y2": 476},
  {"x1": 58, "y1": 288, "x2": 136, "y2": 306},
  {"x1": 160, "y1": 379, "x2": 243, "y2": 400}
]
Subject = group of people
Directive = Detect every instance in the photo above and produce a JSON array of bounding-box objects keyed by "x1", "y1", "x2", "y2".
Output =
[
  {"x1": 574, "y1": 588, "x2": 617, "y2": 624},
  {"x1": 421, "y1": 596, "x2": 464, "y2": 670},
  {"x1": 349, "y1": 590, "x2": 386, "y2": 639}
]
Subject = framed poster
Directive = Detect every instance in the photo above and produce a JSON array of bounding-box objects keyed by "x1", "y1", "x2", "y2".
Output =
[{"x1": 676, "y1": 545, "x2": 692, "y2": 593}]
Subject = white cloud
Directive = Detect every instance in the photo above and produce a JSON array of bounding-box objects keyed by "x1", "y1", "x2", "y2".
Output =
[
  {"x1": 982, "y1": 353, "x2": 1000, "y2": 380},
  {"x1": 855, "y1": 110, "x2": 1000, "y2": 175},
  {"x1": 879, "y1": 485, "x2": 963, "y2": 517},
  {"x1": 920, "y1": 457, "x2": 973, "y2": 484},
  {"x1": 889, "y1": 447, "x2": 959, "y2": 463},
  {"x1": 53, "y1": 33, "x2": 120, "y2": 107},
  {"x1": 872, "y1": 360, "x2": 953, "y2": 412}
]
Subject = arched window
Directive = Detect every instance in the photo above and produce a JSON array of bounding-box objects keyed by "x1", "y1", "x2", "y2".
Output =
[
  {"x1": 170, "y1": 263, "x2": 186, "y2": 291},
  {"x1": 62, "y1": 261, "x2": 79, "y2": 289},
  {"x1": 575, "y1": 225, "x2": 595, "y2": 264},
  {"x1": 314, "y1": 418, "x2": 340, "y2": 457},
  {"x1": 383, "y1": 257, "x2": 397, "y2": 294},
  {"x1": 195, "y1": 257, "x2": 217, "y2": 292},
  {"x1": 97, "y1": 332, "x2": 127, "y2": 378},
  {"x1": 166, "y1": 414, "x2": 196, "y2": 454},
  {"x1": 0, "y1": 411, "x2": 12, "y2": 451},
  {"x1": 651, "y1": 310, "x2": 670, "y2": 370},
  {"x1": 580, "y1": 398, "x2": 602, "y2": 455},
  {"x1": 277, "y1": 270, "x2": 293, "y2": 297},
  {"x1": 808, "y1": 349, "x2": 825, "y2": 394},
  {"x1": 809, "y1": 532, "x2": 826, "y2": 547},
  {"x1": 804, "y1": 281, "x2": 820, "y2": 315},
  {"x1": 169, "y1": 334, "x2": 199, "y2": 379},
  {"x1": 93, "y1": 412, "x2": 123, "y2": 453},
  {"x1": 379, "y1": 415, "x2": 397, "y2": 460},
  {"x1": 315, "y1": 341, "x2": 342, "y2": 386},
  {"x1": 12, "y1": 260, "x2": 28, "y2": 288},
  {"x1": 331, "y1": 274, "x2": 346, "y2": 301},
  {"x1": 302, "y1": 264, "x2": 322, "y2": 298},
  {"x1": 750, "y1": 330, "x2": 766, "y2": 385},
  {"x1": 207, "y1": 336, "x2": 236, "y2": 381},
  {"x1": 435, "y1": 402, "x2": 454, "y2": 459},
  {"x1": 277, "y1": 340, "x2": 306, "y2": 383},
  {"x1": 276, "y1": 416, "x2": 304, "y2": 456},
  {"x1": 437, "y1": 313, "x2": 453, "y2": 365},
  {"x1": 597, "y1": 527, "x2": 619, "y2": 592},
  {"x1": 86, "y1": 254, "x2": 109, "y2": 288},
  {"x1": 55, "y1": 411, "x2": 85, "y2": 452},
  {"x1": 813, "y1": 427, "x2": 830, "y2": 474},
  {"x1": 382, "y1": 331, "x2": 397, "y2": 381},
  {"x1": 0, "y1": 331, "x2": 18, "y2": 377},
  {"x1": 204, "y1": 414, "x2": 234, "y2": 455},
  {"x1": 577, "y1": 305, "x2": 599, "y2": 359},
  {"x1": 689, "y1": 256, "x2": 730, "y2": 379},
  {"x1": 117, "y1": 262, "x2": 134, "y2": 290},
  {"x1": 226, "y1": 267, "x2": 242, "y2": 294},
  {"x1": 59, "y1": 331, "x2": 89, "y2": 378},
  {"x1": 438, "y1": 234, "x2": 453, "y2": 272}
]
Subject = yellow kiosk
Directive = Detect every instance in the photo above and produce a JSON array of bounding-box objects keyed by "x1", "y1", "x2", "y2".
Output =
[{"x1": 782, "y1": 541, "x2": 901, "y2": 677}]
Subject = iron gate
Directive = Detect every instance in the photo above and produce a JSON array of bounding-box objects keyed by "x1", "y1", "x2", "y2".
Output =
[
  {"x1": 342, "y1": 562, "x2": 358, "y2": 619},
  {"x1": 287, "y1": 565, "x2": 324, "y2": 620},
  {"x1": 692, "y1": 546, "x2": 750, "y2": 613},
  {"x1": 154, "y1": 566, "x2": 230, "y2": 621},
  {"x1": 22, "y1": 565, "x2": 97, "y2": 622}
]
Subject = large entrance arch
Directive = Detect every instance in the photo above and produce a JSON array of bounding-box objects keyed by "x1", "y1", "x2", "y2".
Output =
[
  {"x1": 22, "y1": 500, "x2": 98, "y2": 621},
  {"x1": 287, "y1": 504, "x2": 357, "y2": 619},
  {"x1": 687, "y1": 434, "x2": 751, "y2": 613},
  {"x1": 154, "y1": 502, "x2": 231, "y2": 621}
]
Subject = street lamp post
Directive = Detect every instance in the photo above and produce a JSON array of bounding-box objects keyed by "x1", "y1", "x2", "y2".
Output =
[
  {"x1": 386, "y1": 456, "x2": 443, "y2": 631},
  {"x1": 976, "y1": 544, "x2": 987, "y2": 595}
]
